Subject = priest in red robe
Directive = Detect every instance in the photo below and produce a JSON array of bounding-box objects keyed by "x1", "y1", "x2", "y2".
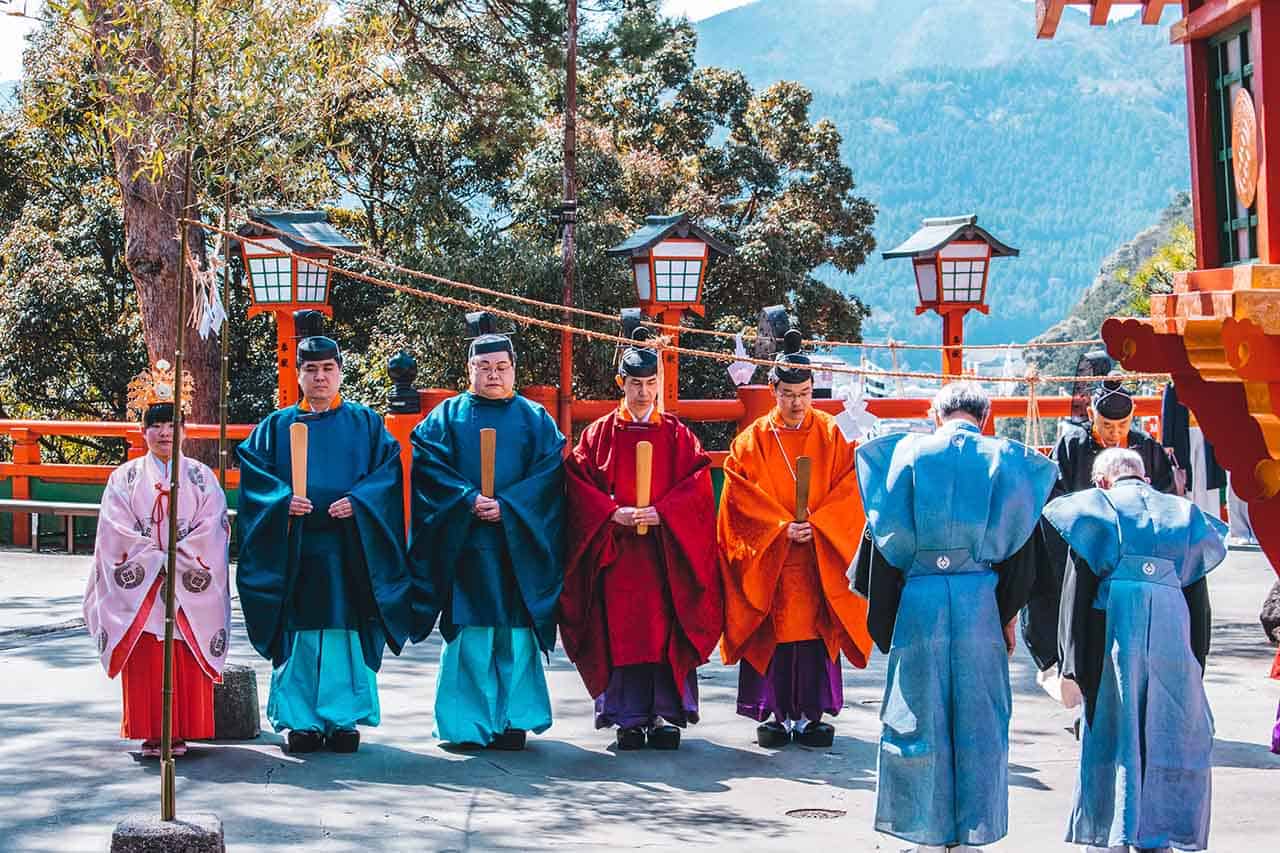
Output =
[{"x1": 561, "y1": 331, "x2": 722, "y2": 751}]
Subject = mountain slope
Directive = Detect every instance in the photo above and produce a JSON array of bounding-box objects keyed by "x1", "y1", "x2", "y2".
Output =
[{"x1": 692, "y1": 0, "x2": 1190, "y2": 356}]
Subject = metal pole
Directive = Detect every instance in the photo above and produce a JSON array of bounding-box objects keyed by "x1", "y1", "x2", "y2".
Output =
[
  {"x1": 558, "y1": 0, "x2": 577, "y2": 442},
  {"x1": 161, "y1": 2, "x2": 201, "y2": 822}
]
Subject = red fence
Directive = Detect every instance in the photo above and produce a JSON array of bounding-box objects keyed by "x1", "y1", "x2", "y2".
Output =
[{"x1": 1, "y1": 388, "x2": 1162, "y2": 548}]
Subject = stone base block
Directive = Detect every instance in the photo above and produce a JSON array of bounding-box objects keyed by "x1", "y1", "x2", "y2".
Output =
[
  {"x1": 109, "y1": 813, "x2": 224, "y2": 853},
  {"x1": 213, "y1": 663, "x2": 261, "y2": 740}
]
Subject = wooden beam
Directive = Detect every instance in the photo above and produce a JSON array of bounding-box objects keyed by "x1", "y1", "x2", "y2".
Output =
[
  {"x1": 1092, "y1": 0, "x2": 1115, "y2": 26},
  {"x1": 1171, "y1": 0, "x2": 1259, "y2": 43},
  {"x1": 1141, "y1": 0, "x2": 1175, "y2": 26},
  {"x1": 1036, "y1": 0, "x2": 1069, "y2": 39}
]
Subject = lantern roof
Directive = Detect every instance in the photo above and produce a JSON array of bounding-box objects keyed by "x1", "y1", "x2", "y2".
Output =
[
  {"x1": 605, "y1": 213, "x2": 734, "y2": 259},
  {"x1": 881, "y1": 214, "x2": 1019, "y2": 260},
  {"x1": 237, "y1": 209, "x2": 362, "y2": 254}
]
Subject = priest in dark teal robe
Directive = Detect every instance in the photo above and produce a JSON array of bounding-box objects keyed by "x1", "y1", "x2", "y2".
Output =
[
  {"x1": 408, "y1": 322, "x2": 565, "y2": 750},
  {"x1": 236, "y1": 322, "x2": 412, "y2": 754}
]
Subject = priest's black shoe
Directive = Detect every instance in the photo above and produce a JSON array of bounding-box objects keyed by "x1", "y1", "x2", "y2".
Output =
[
  {"x1": 328, "y1": 728, "x2": 360, "y2": 753},
  {"x1": 648, "y1": 724, "x2": 681, "y2": 750},
  {"x1": 286, "y1": 729, "x2": 324, "y2": 754},
  {"x1": 616, "y1": 726, "x2": 646, "y2": 751},
  {"x1": 793, "y1": 722, "x2": 835, "y2": 748},
  {"x1": 756, "y1": 721, "x2": 790, "y2": 749},
  {"x1": 488, "y1": 728, "x2": 527, "y2": 751}
]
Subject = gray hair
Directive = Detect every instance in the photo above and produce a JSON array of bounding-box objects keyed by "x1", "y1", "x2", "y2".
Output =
[
  {"x1": 932, "y1": 381, "x2": 991, "y2": 424},
  {"x1": 1092, "y1": 447, "x2": 1145, "y2": 486}
]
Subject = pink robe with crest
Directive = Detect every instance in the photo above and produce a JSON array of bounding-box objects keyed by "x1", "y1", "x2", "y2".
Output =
[{"x1": 84, "y1": 453, "x2": 231, "y2": 681}]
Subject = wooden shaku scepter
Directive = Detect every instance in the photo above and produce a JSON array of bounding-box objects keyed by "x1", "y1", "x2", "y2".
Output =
[
  {"x1": 794, "y1": 456, "x2": 812, "y2": 523},
  {"x1": 480, "y1": 428, "x2": 497, "y2": 499},
  {"x1": 635, "y1": 440, "x2": 654, "y2": 535}
]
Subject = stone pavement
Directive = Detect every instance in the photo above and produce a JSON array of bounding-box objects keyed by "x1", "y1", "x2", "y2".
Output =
[{"x1": 1, "y1": 547, "x2": 1277, "y2": 852}]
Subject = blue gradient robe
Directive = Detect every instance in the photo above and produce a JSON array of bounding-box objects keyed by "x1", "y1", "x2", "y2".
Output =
[
  {"x1": 856, "y1": 420, "x2": 1056, "y2": 847},
  {"x1": 408, "y1": 393, "x2": 565, "y2": 744},
  {"x1": 236, "y1": 400, "x2": 412, "y2": 733},
  {"x1": 1044, "y1": 480, "x2": 1227, "y2": 851}
]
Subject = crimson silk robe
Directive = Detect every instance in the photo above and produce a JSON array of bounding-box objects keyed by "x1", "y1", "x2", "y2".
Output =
[{"x1": 561, "y1": 411, "x2": 722, "y2": 698}]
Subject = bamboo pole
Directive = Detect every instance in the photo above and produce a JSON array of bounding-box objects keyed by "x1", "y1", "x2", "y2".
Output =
[
  {"x1": 218, "y1": 182, "x2": 231, "y2": 490},
  {"x1": 160, "y1": 2, "x2": 201, "y2": 822}
]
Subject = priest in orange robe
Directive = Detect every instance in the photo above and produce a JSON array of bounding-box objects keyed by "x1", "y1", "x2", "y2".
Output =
[
  {"x1": 718, "y1": 345, "x2": 872, "y2": 748},
  {"x1": 561, "y1": 331, "x2": 722, "y2": 751}
]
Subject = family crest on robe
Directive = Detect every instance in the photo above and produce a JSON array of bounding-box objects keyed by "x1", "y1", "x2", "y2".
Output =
[
  {"x1": 718, "y1": 407, "x2": 873, "y2": 678},
  {"x1": 235, "y1": 399, "x2": 412, "y2": 673},
  {"x1": 853, "y1": 418, "x2": 1056, "y2": 849},
  {"x1": 1044, "y1": 479, "x2": 1227, "y2": 852},
  {"x1": 85, "y1": 452, "x2": 231, "y2": 682},
  {"x1": 560, "y1": 408, "x2": 722, "y2": 704}
]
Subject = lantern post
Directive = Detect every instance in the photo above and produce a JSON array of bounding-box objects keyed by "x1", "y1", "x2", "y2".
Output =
[
  {"x1": 235, "y1": 210, "x2": 360, "y2": 408},
  {"x1": 882, "y1": 214, "x2": 1019, "y2": 377},
  {"x1": 606, "y1": 214, "x2": 733, "y2": 411}
]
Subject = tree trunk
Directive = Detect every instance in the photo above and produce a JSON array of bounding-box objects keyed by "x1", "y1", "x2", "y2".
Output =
[{"x1": 90, "y1": 2, "x2": 221, "y2": 464}]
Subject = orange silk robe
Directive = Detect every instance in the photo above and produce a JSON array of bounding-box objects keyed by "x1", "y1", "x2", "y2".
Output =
[{"x1": 718, "y1": 407, "x2": 872, "y2": 675}]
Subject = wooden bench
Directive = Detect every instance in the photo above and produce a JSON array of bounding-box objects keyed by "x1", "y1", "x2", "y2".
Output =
[{"x1": 0, "y1": 499, "x2": 236, "y2": 554}]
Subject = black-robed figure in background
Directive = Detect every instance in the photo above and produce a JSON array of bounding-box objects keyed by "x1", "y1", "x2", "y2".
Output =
[{"x1": 1021, "y1": 377, "x2": 1176, "y2": 672}]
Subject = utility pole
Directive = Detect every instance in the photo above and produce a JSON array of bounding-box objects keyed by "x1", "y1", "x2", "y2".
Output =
[{"x1": 558, "y1": 0, "x2": 578, "y2": 443}]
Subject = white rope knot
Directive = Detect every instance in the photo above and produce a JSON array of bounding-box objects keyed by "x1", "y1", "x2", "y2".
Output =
[{"x1": 1024, "y1": 365, "x2": 1043, "y2": 447}]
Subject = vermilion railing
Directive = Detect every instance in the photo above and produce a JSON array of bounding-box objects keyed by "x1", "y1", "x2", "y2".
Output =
[{"x1": 0, "y1": 388, "x2": 1162, "y2": 548}]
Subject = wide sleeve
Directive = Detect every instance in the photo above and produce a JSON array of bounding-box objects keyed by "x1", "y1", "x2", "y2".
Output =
[
  {"x1": 85, "y1": 464, "x2": 170, "y2": 677},
  {"x1": 560, "y1": 419, "x2": 621, "y2": 663},
  {"x1": 234, "y1": 416, "x2": 303, "y2": 665},
  {"x1": 1184, "y1": 576, "x2": 1211, "y2": 674},
  {"x1": 653, "y1": 422, "x2": 722, "y2": 673},
  {"x1": 406, "y1": 410, "x2": 476, "y2": 643},
  {"x1": 345, "y1": 417, "x2": 413, "y2": 657},
  {"x1": 494, "y1": 407, "x2": 566, "y2": 650},
  {"x1": 1020, "y1": 518, "x2": 1065, "y2": 671},
  {"x1": 807, "y1": 433, "x2": 872, "y2": 665},
  {"x1": 717, "y1": 434, "x2": 793, "y2": 666},
  {"x1": 849, "y1": 529, "x2": 903, "y2": 655},
  {"x1": 172, "y1": 464, "x2": 233, "y2": 678},
  {"x1": 993, "y1": 525, "x2": 1045, "y2": 629},
  {"x1": 1059, "y1": 552, "x2": 1105, "y2": 725}
]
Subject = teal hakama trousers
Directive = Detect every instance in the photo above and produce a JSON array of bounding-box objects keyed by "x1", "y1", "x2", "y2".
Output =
[
  {"x1": 434, "y1": 626, "x2": 552, "y2": 745},
  {"x1": 267, "y1": 629, "x2": 380, "y2": 735}
]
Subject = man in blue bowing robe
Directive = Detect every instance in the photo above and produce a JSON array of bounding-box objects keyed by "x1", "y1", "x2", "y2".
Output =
[
  {"x1": 1043, "y1": 447, "x2": 1226, "y2": 853},
  {"x1": 236, "y1": 316, "x2": 412, "y2": 754},
  {"x1": 849, "y1": 381, "x2": 1057, "y2": 853},
  {"x1": 408, "y1": 315, "x2": 565, "y2": 750}
]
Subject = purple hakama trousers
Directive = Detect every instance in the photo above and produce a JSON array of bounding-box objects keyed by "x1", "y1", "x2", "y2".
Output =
[
  {"x1": 594, "y1": 663, "x2": 699, "y2": 729},
  {"x1": 736, "y1": 638, "x2": 843, "y2": 723},
  {"x1": 1272, "y1": 699, "x2": 1280, "y2": 755}
]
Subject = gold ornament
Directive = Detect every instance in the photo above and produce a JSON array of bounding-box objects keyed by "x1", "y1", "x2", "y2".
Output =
[{"x1": 127, "y1": 359, "x2": 195, "y2": 422}]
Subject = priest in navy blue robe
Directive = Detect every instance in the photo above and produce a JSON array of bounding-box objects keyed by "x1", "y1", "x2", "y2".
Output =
[
  {"x1": 236, "y1": 320, "x2": 412, "y2": 754},
  {"x1": 851, "y1": 381, "x2": 1057, "y2": 852},
  {"x1": 1044, "y1": 447, "x2": 1226, "y2": 853},
  {"x1": 408, "y1": 321, "x2": 565, "y2": 750}
]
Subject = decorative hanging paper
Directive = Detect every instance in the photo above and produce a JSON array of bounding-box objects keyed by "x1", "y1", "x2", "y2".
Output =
[
  {"x1": 834, "y1": 384, "x2": 878, "y2": 443},
  {"x1": 185, "y1": 235, "x2": 228, "y2": 340},
  {"x1": 727, "y1": 331, "x2": 756, "y2": 386}
]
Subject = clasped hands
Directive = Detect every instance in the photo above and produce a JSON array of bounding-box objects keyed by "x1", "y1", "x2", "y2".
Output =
[
  {"x1": 612, "y1": 506, "x2": 661, "y2": 528},
  {"x1": 288, "y1": 495, "x2": 353, "y2": 518},
  {"x1": 472, "y1": 494, "x2": 502, "y2": 523},
  {"x1": 786, "y1": 521, "x2": 813, "y2": 543}
]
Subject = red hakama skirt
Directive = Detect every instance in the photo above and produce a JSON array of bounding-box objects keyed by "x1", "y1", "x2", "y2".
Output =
[{"x1": 119, "y1": 634, "x2": 215, "y2": 741}]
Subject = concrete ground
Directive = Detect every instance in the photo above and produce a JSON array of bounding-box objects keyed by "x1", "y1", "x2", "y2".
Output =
[{"x1": 0, "y1": 547, "x2": 1277, "y2": 852}]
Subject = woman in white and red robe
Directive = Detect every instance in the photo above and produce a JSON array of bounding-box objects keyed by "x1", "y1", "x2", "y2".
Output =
[{"x1": 84, "y1": 363, "x2": 231, "y2": 757}]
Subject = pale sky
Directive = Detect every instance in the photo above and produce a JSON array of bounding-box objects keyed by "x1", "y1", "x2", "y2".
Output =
[{"x1": 0, "y1": 1, "x2": 1145, "y2": 83}]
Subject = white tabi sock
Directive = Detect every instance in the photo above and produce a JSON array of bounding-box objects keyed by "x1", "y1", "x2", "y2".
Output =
[{"x1": 793, "y1": 716, "x2": 812, "y2": 733}]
